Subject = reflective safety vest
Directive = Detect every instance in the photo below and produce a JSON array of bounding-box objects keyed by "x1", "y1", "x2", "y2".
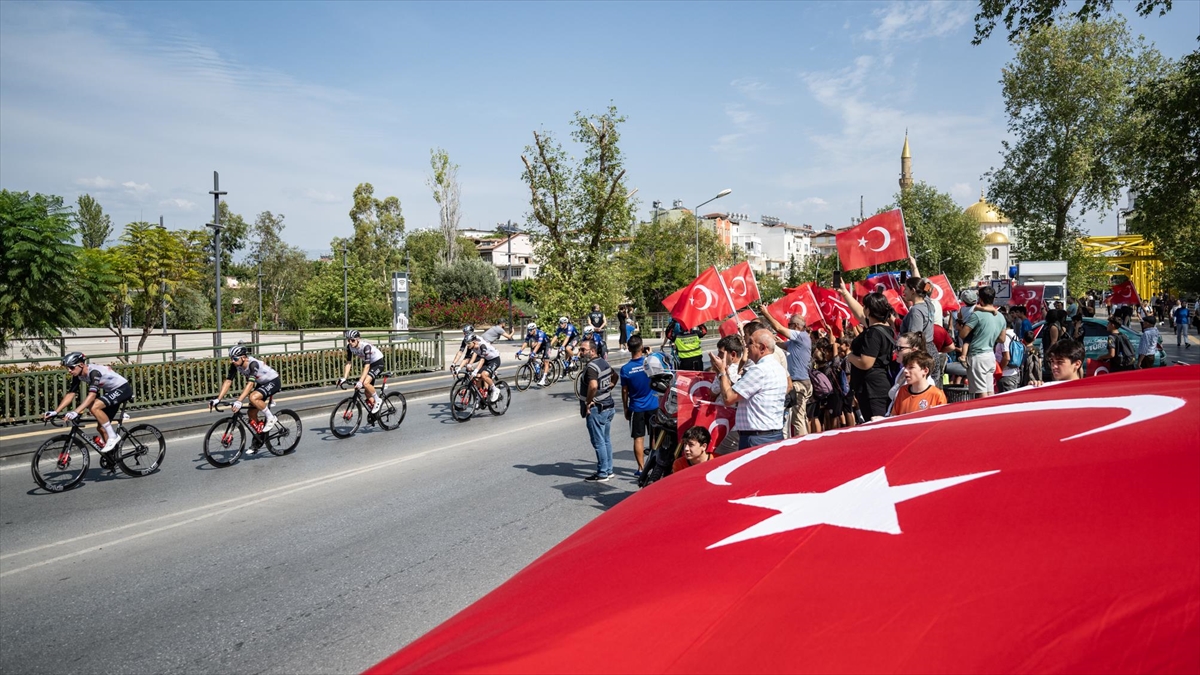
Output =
[{"x1": 674, "y1": 331, "x2": 703, "y2": 359}]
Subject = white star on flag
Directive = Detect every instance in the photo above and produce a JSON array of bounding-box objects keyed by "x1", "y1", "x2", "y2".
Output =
[
  {"x1": 857, "y1": 237, "x2": 868, "y2": 248},
  {"x1": 708, "y1": 467, "x2": 999, "y2": 549}
]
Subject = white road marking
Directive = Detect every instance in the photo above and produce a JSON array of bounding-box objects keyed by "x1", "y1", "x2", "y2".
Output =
[{"x1": 0, "y1": 412, "x2": 576, "y2": 577}]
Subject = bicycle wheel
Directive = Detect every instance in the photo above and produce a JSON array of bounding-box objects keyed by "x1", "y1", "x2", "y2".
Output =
[
  {"x1": 203, "y1": 417, "x2": 244, "y2": 468},
  {"x1": 266, "y1": 409, "x2": 302, "y2": 455},
  {"x1": 567, "y1": 359, "x2": 581, "y2": 381},
  {"x1": 329, "y1": 396, "x2": 363, "y2": 439},
  {"x1": 545, "y1": 360, "x2": 562, "y2": 386},
  {"x1": 116, "y1": 424, "x2": 166, "y2": 477},
  {"x1": 376, "y1": 390, "x2": 407, "y2": 431},
  {"x1": 488, "y1": 381, "x2": 511, "y2": 416},
  {"x1": 31, "y1": 435, "x2": 90, "y2": 492},
  {"x1": 450, "y1": 382, "x2": 476, "y2": 422},
  {"x1": 514, "y1": 362, "x2": 533, "y2": 391}
]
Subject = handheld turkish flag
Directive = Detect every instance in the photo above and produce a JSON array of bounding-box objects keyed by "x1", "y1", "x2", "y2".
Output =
[
  {"x1": 368, "y1": 366, "x2": 1200, "y2": 675},
  {"x1": 720, "y1": 261, "x2": 761, "y2": 310},
  {"x1": 835, "y1": 209, "x2": 909, "y2": 271},
  {"x1": 669, "y1": 267, "x2": 735, "y2": 330},
  {"x1": 766, "y1": 282, "x2": 822, "y2": 330},
  {"x1": 661, "y1": 287, "x2": 685, "y2": 314},
  {"x1": 672, "y1": 371, "x2": 736, "y2": 449},
  {"x1": 928, "y1": 274, "x2": 961, "y2": 311},
  {"x1": 811, "y1": 285, "x2": 858, "y2": 337},
  {"x1": 1112, "y1": 280, "x2": 1141, "y2": 307},
  {"x1": 1012, "y1": 285, "x2": 1045, "y2": 322},
  {"x1": 719, "y1": 309, "x2": 759, "y2": 338},
  {"x1": 883, "y1": 288, "x2": 909, "y2": 317}
]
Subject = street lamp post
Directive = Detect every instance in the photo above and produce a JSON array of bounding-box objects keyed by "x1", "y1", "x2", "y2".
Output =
[
  {"x1": 694, "y1": 189, "x2": 732, "y2": 276},
  {"x1": 939, "y1": 257, "x2": 952, "y2": 275},
  {"x1": 342, "y1": 244, "x2": 349, "y2": 331},
  {"x1": 206, "y1": 172, "x2": 227, "y2": 357},
  {"x1": 257, "y1": 262, "x2": 264, "y2": 335},
  {"x1": 499, "y1": 220, "x2": 517, "y2": 329},
  {"x1": 160, "y1": 215, "x2": 167, "y2": 335}
]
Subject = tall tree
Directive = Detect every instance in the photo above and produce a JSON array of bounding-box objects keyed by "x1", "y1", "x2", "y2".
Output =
[
  {"x1": 74, "y1": 194, "x2": 112, "y2": 249},
  {"x1": 344, "y1": 182, "x2": 405, "y2": 282},
  {"x1": 986, "y1": 17, "x2": 1162, "y2": 258},
  {"x1": 427, "y1": 148, "x2": 462, "y2": 264},
  {"x1": 972, "y1": 0, "x2": 1174, "y2": 45},
  {"x1": 622, "y1": 213, "x2": 734, "y2": 315},
  {"x1": 885, "y1": 182, "x2": 986, "y2": 288},
  {"x1": 521, "y1": 105, "x2": 635, "y2": 319},
  {"x1": 248, "y1": 211, "x2": 311, "y2": 328},
  {"x1": 107, "y1": 221, "x2": 203, "y2": 357},
  {"x1": 181, "y1": 200, "x2": 250, "y2": 302}
]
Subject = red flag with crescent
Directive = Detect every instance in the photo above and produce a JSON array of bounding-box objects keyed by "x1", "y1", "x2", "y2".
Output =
[
  {"x1": 882, "y1": 288, "x2": 909, "y2": 317},
  {"x1": 369, "y1": 366, "x2": 1200, "y2": 675},
  {"x1": 1111, "y1": 280, "x2": 1141, "y2": 307},
  {"x1": 835, "y1": 209, "x2": 910, "y2": 271},
  {"x1": 720, "y1": 261, "x2": 761, "y2": 310},
  {"x1": 672, "y1": 371, "x2": 736, "y2": 450},
  {"x1": 811, "y1": 285, "x2": 859, "y2": 337},
  {"x1": 1012, "y1": 285, "x2": 1045, "y2": 322},
  {"x1": 719, "y1": 309, "x2": 759, "y2": 338},
  {"x1": 928, "y1": 274, "x2": 961, "y2": 311},
  {"x1": 669, "y1": 267, "x2": 735, "y2": 330},
  {"x1": 766, "y1": 282, "x2": 822, "y2": 331}
]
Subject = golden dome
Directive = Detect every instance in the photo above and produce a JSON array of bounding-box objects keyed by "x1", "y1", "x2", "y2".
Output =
[
  {"x1": 964, "y1": 189, "x2": 1010, "y2": 224},
  {"x1": 984, "y1": 231, "x2": 1010, "y2": 245}
]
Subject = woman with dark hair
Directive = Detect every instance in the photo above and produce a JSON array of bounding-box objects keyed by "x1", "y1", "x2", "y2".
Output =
[
  {"x1": 900, "y1": 276, "x2": 937, "y2": 359},
  {"x1": 837, "y1": 286, "x2": 895, "y2": 422}
]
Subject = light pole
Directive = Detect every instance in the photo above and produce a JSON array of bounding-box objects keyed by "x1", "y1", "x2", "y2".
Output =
[
  {"x1": 342, "y1": 244, "x2": 349, "y2": 331},
  {"x1": 206, "y1": 172, "x2": 227, "y2": 355},
  {"x1": 694, "y1": 188, "x2": 732, "y2": 276},
  {"x1": 499, "y1": 220, "x2": 518, "y2": 329},
  {"x1": 257, "y1": 262, "x2": 264, "y2": 334},
  {"x1": 939, "y1": 257, "x2": 952, "y2": 275},
  {"x1": 160, "y1": 215, "x2": 167, "y2": 335}
]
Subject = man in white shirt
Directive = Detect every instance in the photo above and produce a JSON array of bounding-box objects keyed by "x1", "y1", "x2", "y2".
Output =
[{"x1": 710, "y1": 329, "x2": 788, "y2": 451}]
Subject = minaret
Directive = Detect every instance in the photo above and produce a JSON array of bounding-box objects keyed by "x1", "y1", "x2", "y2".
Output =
[{"x1": 899, "y1": 131, "x2": 913, "y2": 191}]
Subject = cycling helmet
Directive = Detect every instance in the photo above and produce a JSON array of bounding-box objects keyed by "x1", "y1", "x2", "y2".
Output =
[
  {"x1": 229, "y1": 345, "x2": 250, "y2": 359},
  {"x1": 526, "y1": 322, "x2": 538, "y2": 331},
  {"x1": 583, "y1": 326, "x2": 595, "y2": 335},
  {"x1": 345, "y1": 329, "x2": 360, "y2": 340},
  {"x1": 61, "y1": 351, "x2": 86, "y2": 368},
  {"x1": 558, "y1": 316, "x2": 569, "y2": 324},
  {"x1": 463, "y1": 325, "x2": 475, "y2": 335}
]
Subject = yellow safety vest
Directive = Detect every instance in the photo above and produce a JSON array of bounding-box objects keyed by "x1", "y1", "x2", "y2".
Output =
[{"x1": 674, "y1": 332, "x2": 703, "y2": 359}]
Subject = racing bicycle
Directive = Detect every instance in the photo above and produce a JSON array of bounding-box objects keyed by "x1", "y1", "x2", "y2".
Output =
[
  {"x1": 514, "y1": 351, "x2": 556, "y2": 390},
  {"x1": 203, "y1": 400, "x2": 302, "y2": 467},
  {"x1": 450, "y1": 365, "x2": 511, "y2": 422},
  {"x1": 32, "y1": 406, "x2": 166, "y2": 492},
  {"x1": 329, "y1": 372, "x2": 407, "y2": 438}
]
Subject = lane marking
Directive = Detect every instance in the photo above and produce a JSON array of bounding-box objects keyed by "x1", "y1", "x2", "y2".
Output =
[{"x1": 0, "y1": 412, "x2": 576, "y2": 575}]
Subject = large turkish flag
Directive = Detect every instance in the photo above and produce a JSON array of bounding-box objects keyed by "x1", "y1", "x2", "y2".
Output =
[
  {"x1": 835, "y1": 209, "x2": 910, "y2": 271},
  {"x1": 669, "y1": 266, "x2": 735, "y2": 330},
  {"x1": 368, "y1": 366, "x2": 1200, "y2": 675},
  {"x1": 720, "y1": 261, "x2": 761, "y2": 310},
  {"x1": 928, "y1": 273, "x2": 961, "y2": 311},
  {"x1": 765, "y1": 282, "x2": 822, "y2": 330},
  {"x1": 1012, "y1": 285, "x2": 1045, "y2": 322}
]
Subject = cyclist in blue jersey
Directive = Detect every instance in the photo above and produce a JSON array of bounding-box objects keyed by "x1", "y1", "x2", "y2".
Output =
[
  {"x1": 583, "y1": 325, "x2": 606, "y2": 358},
  {"x1": 552, "y1": 316, "x2": 582, "y2": 365},
  {"x1": 519, "y1": 322, "x2": 551, "y2": 387}
]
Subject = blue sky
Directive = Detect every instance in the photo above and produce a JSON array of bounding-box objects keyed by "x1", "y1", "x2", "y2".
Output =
[{"x1": 2, "y1": 1, "x2": 1197, "y2": 256}]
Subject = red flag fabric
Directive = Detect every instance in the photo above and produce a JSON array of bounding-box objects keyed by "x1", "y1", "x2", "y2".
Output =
[
  {"x1": 928, "y1": 274, "x2": 961, "y2": 311},
  {"x1": 882, "y1": 288, "x2": 909, "y2": 317},
  {"x1": 765, "y1": 282, "x2": 822, "y2": 330},
  {"x1": 369, "y1": 367, "x2": 1200, "y2": 675},
  {"x1": 719, "y1": 309, "x2": 759, "y2": 338},
  {"x1": 811, "y1": 285, "x2": 858, "y2": 337},
  {"x1": 835, "y1": 209, "x2": 909, "y2": 271},
  {"x1": 1111, "y1": 280, "x2": 1141, "y2": 307},
  {"x1": 661, "y1": 287, "x2": 685, "y2": 314},
  {"x1": 672, "y1": 371, "x2": 736, "y2": 451},
  {"x1": 1012, "y1": 285, "x2": 1045, "y2": 323},
  {"x1": 854, "y1": 272, "x2": 902, "y2": 299},
  {"x1": 669, "y1": 267, "x2": 735, "y2": 330},
  {"x1": 720, "y1": 261, "x2": 761, "y2": 310}
]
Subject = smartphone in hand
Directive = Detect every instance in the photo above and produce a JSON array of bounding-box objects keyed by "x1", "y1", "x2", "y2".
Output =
[{"x1": 832, "y1": 270, "x2": 842, "y2": 288}]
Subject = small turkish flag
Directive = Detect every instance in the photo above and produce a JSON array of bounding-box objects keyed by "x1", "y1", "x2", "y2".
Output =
[
  {"x1": 719, "y1": 309, "x2": 759, "y2": 338},
  {"x1": 673, "y1": 371, "x2": 736, "y2": 450},
  {"x1": 1012, "y1": 285, "x2": 1044, "y2": 322},
  {"x1": 670, "y1": 266, "x2": 735, "y2": 331},
  {"x1": 883, "y1": 288, "x2": 909, "y2": 317},
  {"x1": 720, "y1": 261, "x2": 761, "y2": 309},
  {"x1": 766, "y1": 282, "x2": 822, "y2": 330},
  {"x1": 835, "y1": 209, "x2": 909, "y2": 271},
  {"x1": 928, "y1": 274, "x2": 961, "y2": 311},
  {"x1": 811, "y1": 285, "x2": 858, "y2": 337},
  {"x1": 853, "y1": 272, "x2": 901, "y2": 300},
  {"x1": 1111, "y1": 280, "x2": 1141, "y2": 307}
]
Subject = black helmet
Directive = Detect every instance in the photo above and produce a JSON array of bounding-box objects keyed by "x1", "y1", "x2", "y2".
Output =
[
  {"x1": 463, "y1": 325, "x2": 475, "y2": 335},
  {"x1": 345, "y1": 329, "x2": 361, "y2": 339},
  {"x1": 229, "y1": 345, "x2": 250, "y2": 359},
  {"x1": 61, "y1": 351, "x2": 86, "y2": 368}
]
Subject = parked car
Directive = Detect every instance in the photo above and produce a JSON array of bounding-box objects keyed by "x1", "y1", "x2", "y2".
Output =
[{"x1": 1032, "y1": 317, "x2": 1165, "y2": 376}]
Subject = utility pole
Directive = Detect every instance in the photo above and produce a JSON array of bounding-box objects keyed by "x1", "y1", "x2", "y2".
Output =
[
  {"x1": 207, "y1": 172, "x2": 227, "y2": 356},
  {"x1": 160, "y1": 215, "x2": 167, "y2": 335},
  {"x1": 342, "y1": 243, "x2": 349, "y2": 331},
  {"x1": 506, "y1": 220, "x2": 514, "y2": 329},
  {"x1": 257, "y1": 262, "x2": 264, "y2": 334}
]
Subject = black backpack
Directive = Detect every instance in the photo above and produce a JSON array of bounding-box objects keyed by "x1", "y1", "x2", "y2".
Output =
[{"x1": 1113, "y1": 332, "x2": 1136, "y2": 369}]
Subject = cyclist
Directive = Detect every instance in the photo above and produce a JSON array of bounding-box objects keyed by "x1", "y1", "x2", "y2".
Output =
[
  {"x1": 462, "y1": 333, "x2": 503, "y2": 402},
  {"x1": 551, "y1": 316, "x2": 581, "y2": 366},
  {"x1": 450, "y1": 325, "x2": 476, "y2": 368},
  {"x1": 211, "y1": 345, "x2": 280, "y2": 453},
  {"x1": 337, "y1": 329, "x2": 385, "y2": 414},
  {"x1": 43, "y1": 352, "x2": 133, "y2": 455},
  {"x1": 519, "y1": 321, "x2": 552, "y2": 387},
  {"x1": 583, "y1": 325, "x2": 607, "y2": 358}
]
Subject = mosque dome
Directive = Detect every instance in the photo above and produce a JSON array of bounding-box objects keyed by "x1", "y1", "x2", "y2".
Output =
[
  {"x1": 964, "y1": 190, "x2": 1010, "y2": 225},
  {"x1": 984, "y1": 231, "x2": 1010, "y2": 245}
]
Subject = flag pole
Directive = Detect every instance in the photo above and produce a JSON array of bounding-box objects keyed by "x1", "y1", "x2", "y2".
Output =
[{"x1": 714, "y1": 265, "x2": 739, "y2": 322}]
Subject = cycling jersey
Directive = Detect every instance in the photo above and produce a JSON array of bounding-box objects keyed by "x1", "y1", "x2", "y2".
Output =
[
  {"x1": 226, "y1": 356, "x2": 279, "y2": 383},
  {"x1": 346, "y1": 339, "x2": 385, "y2": 365},
  {"x1": 474, "y1": 337, "x2": 500, "y2": 360},
  {"x1": 73, "y1": 364, "x2": 129, "y2": 395},
  {"x1": 555, "y1": 324, "x2": 579, "y2": 342},
  {"x1": 526, "y1": 329, "x2": 548, "y2": 348}
]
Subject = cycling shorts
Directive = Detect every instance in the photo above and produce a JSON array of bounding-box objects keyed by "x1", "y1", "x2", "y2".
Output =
[
  {"x1": 533, "y1": 342, "x2": 550, "y2": 357},
  {"x1": 566, "y1": 337, "x2": 580, "y2": 349},
  {"x1": 366, "y1": 362, "x2": 385, "y2": 383},
  {"x1": 97, "y1": 382, "x2": 134, "y2": 417},
  {"x1": 254, "y1": 377, "x2": 281, "y2": 399},
  {"x1": 482, "y1": 356, "x2": 501, "y2": 378}
]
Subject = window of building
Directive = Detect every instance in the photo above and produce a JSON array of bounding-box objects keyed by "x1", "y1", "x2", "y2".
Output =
[{"x1": 992, "y1": 248, "x2": 999, "y2": 260}]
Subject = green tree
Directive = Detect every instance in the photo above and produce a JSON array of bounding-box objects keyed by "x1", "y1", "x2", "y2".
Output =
[
  {"x1": 300, "y1": 260, "x2": 391, "y2": 328},
  {"x1": 986, "y1": 17, "x2": 1162, "y2": 258},
  {"x1": 430, "y1": 258, "x2": 500, "y2": 302},
  {"x1": 1126, "y1": 49, "x2": 1200, "y2": 295},
  {"x1": 622, "y1": 213, "x2": 734, "y2": 314},
  {"x1": 403, "y1": 228, "x2": 479, "y2": 302},
  {"x1": 520, "y1": 105, "x2": 635, "y2": 319},
  {"x1": 884, "y1": 182, "x2": 986, "y2": 288},
  {"x1": 181, "y1": 201, "x2": 250, "y2": 306},
  {"x1": 972, "y1": 0, "x2": 1174, "y2": 45},
  {"x1": 107, "y1": 221, "x2": 203, "y2": 356},
  {"x1": 74, "y1": 194, "x2": 112, "y2": 249},
  {"x1": 344, "y1": 182, "x2": 405, "y2": 283},
  {"x1": 168, "y1": 285, "x2": 214, "y2": 330},
  {"x1": 428, "y1": 148, "x2": 462, "y2": 264},
  {"x1": 0, "y1": 191, "x2": 93, "y2": 354},
  {"x1": 248, "y1": 211, "x2": 312, "y2": 328}
]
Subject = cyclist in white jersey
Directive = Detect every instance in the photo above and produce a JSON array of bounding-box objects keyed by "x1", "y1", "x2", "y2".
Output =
[
  {"x1": 462, "y1": 334, "x2": 503, "y2": 402},
  {"x1": 44, "y1": 352, "x2": 133, "y2": 454},
  {"x1": 337, "y1": 329, "x2": 386, "y2": 413},
  {"x1": 211, "y1": 345, "x2": 280, "y2": 451},
  {"x1": 450, "y1": 325, "x2": 476, "y2": 369}
]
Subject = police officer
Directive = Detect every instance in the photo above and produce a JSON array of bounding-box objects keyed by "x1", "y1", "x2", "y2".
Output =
[{"x1": 661, "y1": 317, "x2": 708, "y2": 371}]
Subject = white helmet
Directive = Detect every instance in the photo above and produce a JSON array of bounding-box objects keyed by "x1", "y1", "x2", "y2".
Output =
[
  {"x1": 558, "y1": 316, "x2": 569, "y2": 324},
  {"x1": 526, "y1": 322, "x2": 538, "y2": 331},
  {"x1": 583, "y1": 326, "x2": 595, "y2": 335}
]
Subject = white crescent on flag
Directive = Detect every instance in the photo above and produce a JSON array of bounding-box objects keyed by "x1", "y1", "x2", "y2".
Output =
[
  {"x1": 868, "y1": 227, "x2": 892, "y2": 252},
  {"x1": 789, "y1": 300, "x2": 807, "y2": 318},
  {"x1": 732, "y1": 277, "x2": 748, "y2": 298},
  {"x1": 691, "y1": 285, "x2": 716, "y2": 311}
]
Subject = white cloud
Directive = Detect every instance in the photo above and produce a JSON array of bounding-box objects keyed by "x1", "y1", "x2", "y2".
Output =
[
  {"x1": 730, "y1": 77, "x2": 779, "y2": 104},
  {"x1": 160, "y1": 198, "x2": 196, "y2": 210},
  {"x1": 122, "y1": 181, "x2": 151, "y2": 195},
  {"x1": 75, "y1": 176, "x2": 115, "y2": 188},
  {"x1": 712, "y1": 104, "x2": 766, "y2": 155},
  {"x1": 303, "y1": 188, "x2": 340, "y2": 204},
  {"x1": 861, "y1": 1, "x2": 971, "y2": 42},
  {"x1": 783, "y1": 198, "x2": 830, "y2": 214},
  {"x1": 951, "y1": 182, "x2": 974, "y2": 201}
]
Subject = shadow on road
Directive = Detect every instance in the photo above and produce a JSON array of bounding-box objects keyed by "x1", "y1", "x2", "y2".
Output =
[{"x1": 512, "y1": 459, "x2": 635, "y2": 512}]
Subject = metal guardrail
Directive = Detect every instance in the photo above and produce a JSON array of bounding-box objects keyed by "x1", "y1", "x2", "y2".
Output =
[{"x1": 0, "y1": 331, "x2": 444, "y2": 426}]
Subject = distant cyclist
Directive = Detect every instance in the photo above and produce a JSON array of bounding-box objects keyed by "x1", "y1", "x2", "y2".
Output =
[
  {"x1": 450, "y1": 325, "x2": 477, "y2": 369},
  {"x1": 43, "y1": 352, "x2": 133, "y2": 455},
  {"x1": 337, "y1": 329, "x2": 385, "y2": 414},
  {"x1": 583, "y1": 325, "x2": 607, "y2": 358},
  {"x1": 462, "y1": 333, "x2": 503, "y2": 402},
  {"x1": 211, "y1": 345, "x2": 280, "y2": 453},
  {"x1": 520, "y1": 322, "x2": 551, "y2": 387},
  {"x1": 551, "y1": 316, "x2": 581, "y2": 364}
]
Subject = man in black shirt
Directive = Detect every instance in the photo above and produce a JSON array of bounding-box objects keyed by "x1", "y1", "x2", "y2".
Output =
[
  {"x1": 588, "y1": 304, "x2": 607, "y2": 353},
  {"x1": 578, "y1": 337, "x2": 618, "y2": 482}
]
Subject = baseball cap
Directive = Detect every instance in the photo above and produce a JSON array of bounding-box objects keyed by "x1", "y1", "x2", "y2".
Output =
[{"x1": 959, "y1": 289, "x2": 978, "y2": 305}]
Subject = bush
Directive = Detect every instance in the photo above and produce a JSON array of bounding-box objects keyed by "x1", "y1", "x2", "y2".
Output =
[
  {"x1": 410, "y1": 297, "x2": 521, "y2": 328},
  {"x1": 430, "y1": 258, "x2": 500, "y2": 302}
]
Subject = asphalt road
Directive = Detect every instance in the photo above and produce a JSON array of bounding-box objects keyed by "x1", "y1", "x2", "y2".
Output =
[{"x1": 0, "y1": 375, "x2": 640, "y2": 674}]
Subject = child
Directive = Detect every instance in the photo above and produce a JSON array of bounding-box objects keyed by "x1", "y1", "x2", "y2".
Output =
[
  {"x1": 890, "y1": 350, "x2": 947, "y2": 416},
  {"x1": 672, "y1": 426, "x2": 716, "y2": 473},
  {"x1": 1046, "y1": 339, "x2": 1085, "y2": 381}
]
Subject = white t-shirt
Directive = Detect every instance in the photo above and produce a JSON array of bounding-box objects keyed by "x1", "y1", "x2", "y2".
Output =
[{"x1": 995, "y1": 329, "x2": 1019, "y2": 377}]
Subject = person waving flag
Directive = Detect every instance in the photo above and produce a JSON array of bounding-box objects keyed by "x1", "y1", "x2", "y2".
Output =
[{"x1": 836, "y1": 209, "x2": 910, "y2": 271}]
